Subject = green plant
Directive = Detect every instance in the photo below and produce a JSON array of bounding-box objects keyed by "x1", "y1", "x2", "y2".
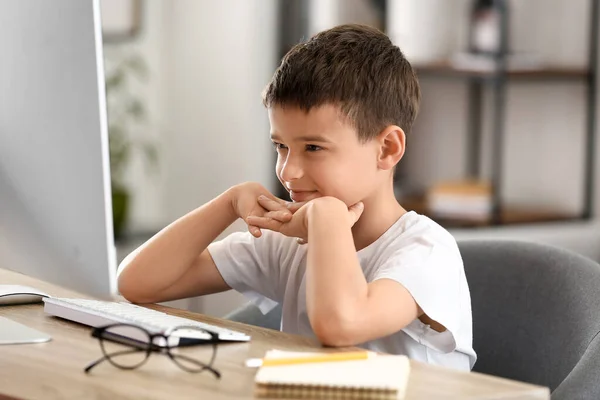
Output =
[{"x1": 104, "y1": 50, "x2": 158, "y2": 238}]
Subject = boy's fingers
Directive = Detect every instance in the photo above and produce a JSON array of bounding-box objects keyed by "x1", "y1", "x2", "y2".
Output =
[
  {"x1": 258, "y1": 195, "x2": 290, "y2": 213},
  {"x1": 248, "y1": 225, "x2": 262, "y2": 237},
  {"x1": 264, "y1": 210, "x2": 293, "y2": 221},
  {"x1": 286, "y1": 201, "x2": 307, "y2": 213},
  {"x1": 348, "y1": 202, "x2": 365, "y2": 225},
  {"x1": 246, "y1": 216, "x2": 284, "y2": 231},
  {"x1": 258, "y1": 195, "x2": 307, "y2": 214},
  {"x1": 258, "y1": 194, "x2": 308, "y2": 214},
  {"x1": 271, "y1": 196, "x2": 290, "y2": 206},
  {"x1": 259, "y1": 192, "x2": 288, "y2": 205}
]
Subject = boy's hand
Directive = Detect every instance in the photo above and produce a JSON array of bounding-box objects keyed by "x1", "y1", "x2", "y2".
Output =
[
  {"x1": 230, "y1": 182, "x2": 294, "y2": 238},
  {"x1": 247, "y1": 196, "x2": 310, "y2": 242},
  {"x1": 247, "y1": 196, "x2": 364, "y2": 243}
]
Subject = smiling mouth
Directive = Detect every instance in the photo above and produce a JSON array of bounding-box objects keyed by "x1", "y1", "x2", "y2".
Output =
[{"x1": 289, "y1": 190, "x2": 318, "y2": 202}]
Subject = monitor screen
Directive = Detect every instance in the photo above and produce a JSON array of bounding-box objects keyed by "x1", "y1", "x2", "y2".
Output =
[{"x1": 0, "y1": 0, "x2": 117, "y2": 298}]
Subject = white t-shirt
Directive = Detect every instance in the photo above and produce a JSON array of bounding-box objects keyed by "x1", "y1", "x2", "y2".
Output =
[{"x1": 208, "y1": 211, "x2": 477, "y2": 371}]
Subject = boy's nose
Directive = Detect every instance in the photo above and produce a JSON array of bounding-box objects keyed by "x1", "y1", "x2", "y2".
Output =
[{"x1": 279, "y1": 157, "x2": 303, "y2": 182}]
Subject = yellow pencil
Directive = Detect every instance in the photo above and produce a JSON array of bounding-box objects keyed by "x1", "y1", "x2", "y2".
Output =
[{"x1": 245, "y1": 351, "x2": 374, "y2": 368}]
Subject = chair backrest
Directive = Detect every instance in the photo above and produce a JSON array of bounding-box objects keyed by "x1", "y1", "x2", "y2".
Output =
[{"x1": 460, "y1": 240, "x2": 600, "y2": 398}]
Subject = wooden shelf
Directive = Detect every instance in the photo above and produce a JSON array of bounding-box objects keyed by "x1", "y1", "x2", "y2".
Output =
[
  {"x1": 401, "y1": 196, "x2": 580, "y2": 228},
  {"x1": 414, "y1": 60, "x2": 590, "y2": 81}
]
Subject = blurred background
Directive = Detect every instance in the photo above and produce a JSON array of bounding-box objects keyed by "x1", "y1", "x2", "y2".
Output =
[{"x1": 100, "y1": 0, "x2": 600, "y2": 316}]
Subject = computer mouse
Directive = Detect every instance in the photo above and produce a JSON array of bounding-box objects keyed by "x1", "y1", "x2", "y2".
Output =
[{"x1": 0, "y1": 285, "x2": 50, "y2": 305}]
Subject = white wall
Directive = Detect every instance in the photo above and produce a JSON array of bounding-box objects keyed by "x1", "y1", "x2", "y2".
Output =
[
  {"x1": 105, "y1": 0, "x2": 278, "y2": 315},
  {"x1": 161, "y1": 0, "x2": 278, "y2": 221},
  {"x1": 160, "y1": 0, "x2": 278, "y2": 315},
  {"x1": 308, "y1": 0, "x2": 381, "y2": 36}
]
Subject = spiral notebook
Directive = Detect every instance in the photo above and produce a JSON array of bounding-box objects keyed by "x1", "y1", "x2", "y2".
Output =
[{"x1": 254, "y1": 350, "x2": 410, "y2": 400}]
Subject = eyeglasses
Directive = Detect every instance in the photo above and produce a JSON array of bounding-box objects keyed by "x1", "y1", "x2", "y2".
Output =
[{"x1": 84, "y1": 323, "x2": 221, "y2": 378}]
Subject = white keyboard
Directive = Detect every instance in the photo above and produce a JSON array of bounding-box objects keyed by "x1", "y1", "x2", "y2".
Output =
[{"x1": 43, "y1": 297, "x2": 250, "y2": 342}]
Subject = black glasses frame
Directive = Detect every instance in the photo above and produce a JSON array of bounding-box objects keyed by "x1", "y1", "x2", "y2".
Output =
[{"x1": 84, "y1": 323, "x2": 221, "y2": 378}]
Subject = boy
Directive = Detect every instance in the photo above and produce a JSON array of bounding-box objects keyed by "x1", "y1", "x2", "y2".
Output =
[{"x1": 117, "y1": 24, "x2": 476, "y2": 371}]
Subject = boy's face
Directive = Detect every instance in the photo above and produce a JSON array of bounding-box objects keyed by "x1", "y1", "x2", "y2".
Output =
[{"x1": 268, "y1": 104, "x2": 385, "y2": 206}]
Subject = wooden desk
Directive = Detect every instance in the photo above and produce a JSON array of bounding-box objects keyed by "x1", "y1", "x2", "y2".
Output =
[{"x1": 0, "y1": 268, "x2": 549, "y2": 400}]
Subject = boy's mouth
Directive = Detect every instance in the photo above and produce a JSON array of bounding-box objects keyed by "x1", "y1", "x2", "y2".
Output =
[{"x1": 289, "y1": 190, "x2": 319, "y2": 202}]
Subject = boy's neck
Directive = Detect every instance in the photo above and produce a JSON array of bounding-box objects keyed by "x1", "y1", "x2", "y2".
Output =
[{"x1": 351, "y1": 186, "x2": 407, "y2": 252}]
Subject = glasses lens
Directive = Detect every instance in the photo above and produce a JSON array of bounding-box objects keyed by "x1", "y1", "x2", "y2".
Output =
[
  {"x1": 168, "y1": 327, "x2": 216, "y2": 372},
  {"x1": 100, "y1": 324, "x2": 151, "y2": 369}
]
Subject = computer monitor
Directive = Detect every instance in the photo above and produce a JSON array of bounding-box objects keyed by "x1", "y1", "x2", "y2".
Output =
[{"x1": 0, "y1": 0, "x2": 117, "y2": 298}]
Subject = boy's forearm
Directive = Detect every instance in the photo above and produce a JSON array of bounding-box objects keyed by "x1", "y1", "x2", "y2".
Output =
[
  {"x1": 305, "y1": 199, "x2": 369, "y2": 344},
  {"x1": 117, "y1": 187, "x2": 238, "y2": 297}
]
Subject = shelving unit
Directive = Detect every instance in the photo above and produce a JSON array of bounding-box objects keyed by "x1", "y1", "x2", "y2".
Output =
[
  {"x1": 402, "y1": 195, "x2": 577, "y2": 228},
  {"x1": 399, "y1": 1, "x2": 599, "y2": 228},
  {"x1": 277, "y1": 0, "x2": 598, "y2": 228},
  {"x1": 415, "y1": 62, "x2": 591, "y2": 81}
]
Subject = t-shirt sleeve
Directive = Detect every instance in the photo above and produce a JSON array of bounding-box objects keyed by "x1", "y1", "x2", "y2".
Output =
[
  {"x1": 207, "y1": 230, "x2": 282, "y2": 314},
  {"x1": 372, "y1": 244, "x2": 463, "y2": 353}
]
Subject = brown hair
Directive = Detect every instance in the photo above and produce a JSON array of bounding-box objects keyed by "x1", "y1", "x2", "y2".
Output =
[{"x1": 262, "y1": 24, "x2": 421, "y2": 141}]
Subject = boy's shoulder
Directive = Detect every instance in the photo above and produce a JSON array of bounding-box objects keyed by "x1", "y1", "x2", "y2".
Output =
[
  {"x1": 387, "y1": 211, "x2": 457, "y2": 245},
  {"x1": 401, "y1": 211, "x2": 458, "y2": 248},
  {"x1": 362, "y1": 211, "x2": 461, "y2": 264}
]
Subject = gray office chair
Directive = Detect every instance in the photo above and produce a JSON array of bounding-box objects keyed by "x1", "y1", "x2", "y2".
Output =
[
  {"x1": 461, "y1": 240, "x2": 600, "y2": 400},
  {"x1": 225, "y1": 239, "x2": 600, "y2": 399}
]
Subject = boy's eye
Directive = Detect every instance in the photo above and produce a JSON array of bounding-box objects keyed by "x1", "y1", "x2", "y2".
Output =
[
  {"x1": 272, "y1": 142, "x2": 288, "y2": 151},
  {"x1": 305, "y1": 144, "x2": 322, "y2": 152}
]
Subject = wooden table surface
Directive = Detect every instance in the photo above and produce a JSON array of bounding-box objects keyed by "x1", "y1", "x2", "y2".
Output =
[{"x1": 0, "y1": 268, "x2": 550, "y2": 400}]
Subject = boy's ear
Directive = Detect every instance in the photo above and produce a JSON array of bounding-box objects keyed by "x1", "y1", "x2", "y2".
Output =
[{"x1": 376, "y1": 125, "x2": 406, "y2": 171}]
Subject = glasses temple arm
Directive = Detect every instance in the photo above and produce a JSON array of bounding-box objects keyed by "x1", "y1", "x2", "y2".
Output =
[
  {"x1": 83, "y1": 348, "x2": 148, "y2": 373},
  {"x1": 168, "y1": 353, "x2": 221, "y2": 378}
]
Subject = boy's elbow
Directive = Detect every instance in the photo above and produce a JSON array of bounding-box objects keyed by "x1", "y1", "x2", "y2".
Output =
[
  {"x1": 118, "y1": 282, "x2": 155, "y2": 304},
  {"x1": 117, "y1": 275, "x2": 142, "y2": 303},
  {"x1": 117, "y1": 263, "x2": 152, "y2": 304},
  {"x1": 310, "y1": 311, "x2": 358, "y2": 347}
]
